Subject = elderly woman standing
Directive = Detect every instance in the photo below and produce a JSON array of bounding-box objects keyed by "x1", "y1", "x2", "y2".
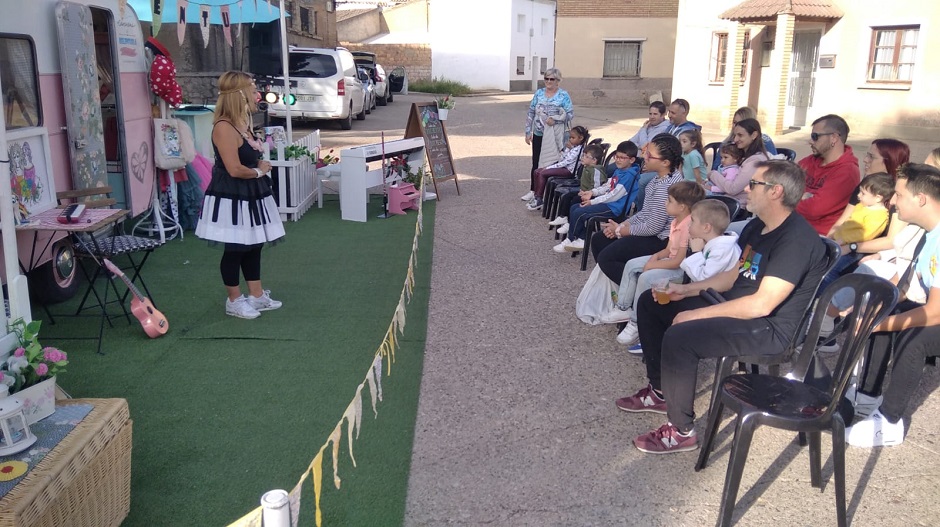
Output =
[
  {"x1": 195, "y1": 71, "x2": 286, "y2": 320},
  {"x1": 521, "y1": 68, "x2": 575, "y2": 203}
]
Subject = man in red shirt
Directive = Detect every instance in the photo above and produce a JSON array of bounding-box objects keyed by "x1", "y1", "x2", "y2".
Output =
[{"x1": 796, "y1": 114, "x2": 860, "y2": 235}]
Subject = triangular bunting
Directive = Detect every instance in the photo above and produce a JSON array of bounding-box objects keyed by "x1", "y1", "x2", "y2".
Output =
[
  {"x1": 221, "y1": 5, "x2": 232, "y2": 47},
  {"x1": 329, "y1": 423, "x2": 343, "y2": 489},
  {"x1": 289, "y1": 476, "x2": 304, "y2": 527},
  {"x1": 151, "y1": 0, "x2": 163, "y2": 36},
  {"x1": 176, "y1": 0, "x2": 187, "y2": 46},
  {"x1": 226, "y1": 506, "x2": 262, "y2": 527},
  {"x1": 199, "y1": 5, "x2": 211, "y2": 47},
  {"x1": 344, "y1": 387, "x2": 363, "y2": 466},
  {"x1": 373, "y1": 355, "x2": 384, "y2": 401},
  {"x1": 365, "y1": 369, "x2": 379, "y2": 417},
  {"x1": 310, "y1": 448, "x2": 325, "y2": 527}
]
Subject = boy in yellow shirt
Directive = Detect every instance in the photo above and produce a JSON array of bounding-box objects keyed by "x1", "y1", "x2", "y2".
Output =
[{"x1": 831, "y1": 172, "x2": 893, "y2": 246}]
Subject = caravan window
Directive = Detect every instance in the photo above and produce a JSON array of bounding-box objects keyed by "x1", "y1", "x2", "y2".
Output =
[{"x1": 0, "y1": 35, "x2": 41, "y2": 129}]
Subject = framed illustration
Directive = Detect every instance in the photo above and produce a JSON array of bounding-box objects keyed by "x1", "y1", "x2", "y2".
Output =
[{"x1": 6, "y1": 127, "x2": 57, "y2": 218}]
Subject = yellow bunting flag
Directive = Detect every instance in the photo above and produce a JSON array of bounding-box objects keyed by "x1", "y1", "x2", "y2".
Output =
[
  {"x1": 310, "y1": 448, "x2": 325, "y2": 527},
  {"x1": 226, "y1": 506, "x2": 262, "y2": 527}
]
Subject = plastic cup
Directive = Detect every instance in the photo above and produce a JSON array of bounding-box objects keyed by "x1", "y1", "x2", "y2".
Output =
[{"x1": 653, "y1": 280, "x2": 671, "y2": 305}]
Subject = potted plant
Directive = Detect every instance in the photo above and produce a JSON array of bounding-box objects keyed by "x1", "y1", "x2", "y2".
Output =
[
  {"x1": 317, "y1": 149, "x2": 340, "y2": 169},
  {"x1": 0, "y1": 319, "x2": 68, "y2": 424},
  {"x1": 435, "y1": 94, "x2": 455, "y2": 120}
]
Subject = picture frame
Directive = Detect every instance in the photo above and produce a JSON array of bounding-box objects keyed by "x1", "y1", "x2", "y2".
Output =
[{"x1": 6, "y1": 127, "x2": 57, "y2": 218}]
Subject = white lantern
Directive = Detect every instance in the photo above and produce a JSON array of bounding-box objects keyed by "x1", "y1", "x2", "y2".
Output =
[{"x1": 0, "y1": 392, "x2": 37, "y2": 456}]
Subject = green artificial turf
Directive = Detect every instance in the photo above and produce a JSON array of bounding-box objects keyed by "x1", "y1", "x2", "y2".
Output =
[{"x1": 36, "y1": 195, "x2": 434, "y2": 526}]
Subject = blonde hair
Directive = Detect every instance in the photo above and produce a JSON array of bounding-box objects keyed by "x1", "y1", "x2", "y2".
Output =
[
  {"x1": 926, "y1": 147, "x2": 940, "y2": 169},
  {"x1": 214, "y1": 71, "x2": 256, "y2": 127}
]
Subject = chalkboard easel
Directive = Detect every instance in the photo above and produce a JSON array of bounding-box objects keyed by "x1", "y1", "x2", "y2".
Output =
[{"x1": 404, "y1": 102, "x2": 460, "y2": 199}]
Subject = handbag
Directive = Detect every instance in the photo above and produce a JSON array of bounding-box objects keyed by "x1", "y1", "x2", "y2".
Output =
[{"x1": 576, "y1": 264, "x2": 618, "y2": 325}]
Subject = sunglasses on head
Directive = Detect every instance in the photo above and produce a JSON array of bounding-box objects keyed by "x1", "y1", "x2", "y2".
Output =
[{"x1": 810, "y1": 132, "x2": 835, "y2": 142}]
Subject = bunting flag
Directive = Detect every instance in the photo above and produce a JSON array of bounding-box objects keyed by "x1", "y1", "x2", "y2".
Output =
[
  {"x1": 227, "y1": 507, "x2": 262, "y2": 527},
  {"x1": 176, "y1": 0, "x2": 187, "y2": 45},
  {"x1": 199, "y1": 4, "x2": 211, "y2": 47},
  {"x1": 225, "y1": 170, "x2": 428, "y2": 527},
  {"x1": 151, "y1": 0, "x2": 163, "y2": 36},
  {"x1": 220, "y1": 5, "x2": 232, "y2": 47}
]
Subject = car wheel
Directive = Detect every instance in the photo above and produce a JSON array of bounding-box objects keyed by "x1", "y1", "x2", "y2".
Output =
[
  {"x1": 356, "y1": 102, "x2": 366, "y2": 121},
  {"x1": 340, "y1": 104, "x2": 353, "y2": 130},
  {"x1": 377, "y1": 90, "x2": 387, "y2": 106},
  {"x1": 387, "y1": 89, "x2": 393, "y2": 103},
  {"x1": 365, "y1": 100, "x2": 372, "y2": 115},
  {"x1": 29, "y1": 239, "x2": 80, "y2": 304}
]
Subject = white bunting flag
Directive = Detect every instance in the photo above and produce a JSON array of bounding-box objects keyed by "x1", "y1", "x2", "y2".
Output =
[
  {"x1": 199, "y1": 5, "x2": 211, "y2": 47},
  {"x1": 221, "y1": 5, "x2": 232, "y2": 47},
  {"x1": 176, "y1": 0, "x2": 187, "y2": 46}
]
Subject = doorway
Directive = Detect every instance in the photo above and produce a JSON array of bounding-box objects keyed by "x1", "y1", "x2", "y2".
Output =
[{"x1": 785, "y1": 30, "x2": 820, "y2": 128}]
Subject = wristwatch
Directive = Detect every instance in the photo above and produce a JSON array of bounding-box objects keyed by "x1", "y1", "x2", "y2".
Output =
[{"x1": 849, "y1": 243, "x2": 858, "y2": 253}]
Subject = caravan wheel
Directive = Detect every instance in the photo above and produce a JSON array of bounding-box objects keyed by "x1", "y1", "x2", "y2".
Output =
[{"x1": 29, "y1": 239, "x2": 80, "y2": 304}]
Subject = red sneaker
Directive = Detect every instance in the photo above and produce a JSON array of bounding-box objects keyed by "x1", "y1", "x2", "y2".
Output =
[
  {"x1": 615, "y1": 384, "x2": 667, "y2": 414},
  {"x1": 634, "y1": 422, "x2": 698, "y2": 454}
]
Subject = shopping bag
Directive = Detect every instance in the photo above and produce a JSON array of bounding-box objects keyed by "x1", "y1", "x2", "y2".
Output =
[{"x1": 576, "y1": 264, "x2": 617, "y2": 325}]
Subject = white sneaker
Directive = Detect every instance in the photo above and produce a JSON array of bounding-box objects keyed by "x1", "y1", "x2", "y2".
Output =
[
  {"x1": 564, "y1": 238, "x2": 584, "y2": 252},
  {"x1": 556, "y1": 223, "x2": 569, "y2": 235},
  {"x1": 247, "y1": 290, "x2": 282, "y2": 311},
  {"x1": 617, "y1": 321, "x2": 640, "y2": 345},
  {"x1": 521, "y1": 190, "x2": 535, "y2": 201},
  {"x1": 600, "y1": 306, "x2": 633, "y2": 324},
  {"x1": 846, "y1": 409, "x2": 904, "y2": 447},
  {"x1": 526, "y1": 198, "x2": 543, "y2": 211},
  {"x1": 553, "y1": 239, "x2": 571, "y2": 253},
  {"x1": 820, "y1": 314, "x2": 836, "y2": 337},
  {"x1": 844, "y1": 384, "x2": 883, "y2": 420},
  {"x1": 548, "y1": 216, "x2": 568, "y2": 226},
  {"x1": 226, "y1": 296, "x2": 261, "y2": 319}
]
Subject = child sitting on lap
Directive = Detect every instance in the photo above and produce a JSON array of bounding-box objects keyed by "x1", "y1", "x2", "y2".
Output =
[
  {"x1": 599, "y1": 181, "x2": 704, "y2": 343},
  {"x1": 830, "y1": 172, "x2": 893, "y2": 246},
  {"x1": 552, "y1": 141, "x2": 640, "y2": 252},
  {"x1": 709, "y1": 144, "x2": 745, "y2": 194},
  {"x1": 607, "y1": 196, "x2": 741, "y2": 351}
]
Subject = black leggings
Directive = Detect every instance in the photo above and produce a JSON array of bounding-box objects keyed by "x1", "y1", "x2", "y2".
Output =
[
  {"x1": 220, "y1": 243, "x2": 263, "y2": 287},
  {"x1": 530, "y1": 134, "x2": 543, "y2": 187}
]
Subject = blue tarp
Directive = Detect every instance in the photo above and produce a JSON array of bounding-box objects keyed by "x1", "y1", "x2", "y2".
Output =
[{"x1": 128, "y1": 0, "x2": 287, "y2": 25}]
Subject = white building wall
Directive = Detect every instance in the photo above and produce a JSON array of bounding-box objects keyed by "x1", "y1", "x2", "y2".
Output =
[{"x1": 431, "y1": 0, "x2": 555, "y2": 91}]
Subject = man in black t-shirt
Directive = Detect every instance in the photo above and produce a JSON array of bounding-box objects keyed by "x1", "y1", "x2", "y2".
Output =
[{"x1": 616, "y1": 160, "x2": 828, "y2": 454}]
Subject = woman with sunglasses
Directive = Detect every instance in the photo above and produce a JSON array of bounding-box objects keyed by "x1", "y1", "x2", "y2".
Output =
[
  {"x1": 521, "y1": 68, "x2": 575, "y2": 203},
  {"x1": 706, "y1": 118, "x2": 771, "y2": 208}
]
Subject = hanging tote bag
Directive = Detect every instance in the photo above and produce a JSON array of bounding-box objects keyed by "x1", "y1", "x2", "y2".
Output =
[{"x1": 576, "y1": 264, "x2": 618, "y2": 325}]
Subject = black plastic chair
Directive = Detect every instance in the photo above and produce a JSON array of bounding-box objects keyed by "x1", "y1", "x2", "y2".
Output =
[
  {"x1": 776, "y1": 147, "x2": 797, "y2": 162},
  {"x1": 541, "y1": 138, "x2": 603, "y2": 220},
  {"x1": 694, "y1": 237, "x2": 841, "y2": 470},
  {"x1": 705, "y1": 141, "x2": 722, "y2": 170},
  {"x1": 697, "y1": 274, "x2": 897, "y2": 527},
  {"x1": 704, "y1": 195, "x2": 741, "y2": 225}
]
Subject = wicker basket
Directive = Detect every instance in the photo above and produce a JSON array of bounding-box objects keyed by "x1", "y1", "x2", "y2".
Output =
[{"x1": 0, "y1": 399, "x2": 132, "y2": 527}]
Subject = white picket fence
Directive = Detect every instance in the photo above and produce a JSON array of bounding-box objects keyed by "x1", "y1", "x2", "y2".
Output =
[{"x1": 269, "y1": 130, "x2": 320, "y2": 222}]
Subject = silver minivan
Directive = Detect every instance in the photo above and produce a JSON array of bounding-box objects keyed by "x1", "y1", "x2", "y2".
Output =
[{"x1": 264, "y1": 46, "x2": 366, "y2": 130}]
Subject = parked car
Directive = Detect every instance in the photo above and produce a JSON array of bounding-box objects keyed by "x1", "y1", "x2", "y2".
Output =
[
  {"x1": 351, "y1": 51, "x2": 392, "y2": 105},
  {"x1": 358, "y1": 66, "x2": 376, "y2": 115},
  {"x1": 262, "y1": 46, "x2": 365, "y2": 130}
]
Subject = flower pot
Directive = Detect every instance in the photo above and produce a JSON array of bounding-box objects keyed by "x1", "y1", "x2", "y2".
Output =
[
  {"x1": 438, "y1": 108, "x2": 449, "y2": 121},
  {"x1": 15, "y1": 376, "x2": 56, "y2": 425}
]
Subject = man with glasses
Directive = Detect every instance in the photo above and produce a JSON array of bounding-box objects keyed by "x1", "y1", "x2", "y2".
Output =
[
  {"x1": 618, "y1": 160, "x2": 827, "y2": 454},
  {"x1": 796, "y1": 114, "x2": 860, "y2": 235}
]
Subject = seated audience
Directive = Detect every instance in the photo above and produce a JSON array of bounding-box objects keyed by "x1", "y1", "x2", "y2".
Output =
[
  {"x1": 553, "y1": 142, "x2": 640, "y2": 252},
  {"x1": 706, "y1": 118, "x2": 771, "y2": 207},
  {"x1": 846, "y1": 162, "x2": 940, "y2": 447},
  {"x1": 679, "y1": 129, "x2": 707, "y2": 186},
  {"x1": 711, "y1": 106, "x2": 777, "y2": 169},
  {"x1": 796, "y1": 114, "x2": 859, "y2": 235},
  {"x1": 708, "y1": 144, "x2": 745, "y2": 194},
  {"x1": 590, "y1": 134, "x2": 685, "y2": 285},
  {"x1": 524, "y1": 125, "x2": 589, "y2": 209},
  {"x1": 619, "y1": 160, "x2": 827, "y2": 454}
]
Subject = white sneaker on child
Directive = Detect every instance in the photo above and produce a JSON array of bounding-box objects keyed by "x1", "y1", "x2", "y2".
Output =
[
  {"x1": 548, "y1": 216, "x2": 568, "y2": 226},
  {"x1": 617, "y1": 322, "x2": 640, "y2": 345},
  {"x1": 521, "y1": 190, "x2": 535, "y2": 201},
  {"x1": 564, "y1": 238, "x2": 584, "y2": 251},
  {"x1": 600, "y1": 307, "x2": 633, "y2": 324},
  {"x1": 552, "y1": 239, "x2": 571, "y2": 253},
  {"x1": 556, "y1": 223, "x2": 569, "y2": 235},
  {"x1": 846, "y1": 409, "x2": 904, "y2": 447}
]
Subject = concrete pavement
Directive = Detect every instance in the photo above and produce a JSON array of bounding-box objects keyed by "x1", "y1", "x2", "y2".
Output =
[{"x1": 308, "y1": 94, "x2": 940, "y2": 527}]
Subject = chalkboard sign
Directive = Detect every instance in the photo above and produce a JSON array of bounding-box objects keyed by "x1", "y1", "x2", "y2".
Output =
[{"x1": 404, "y1": 102, "x2": 460, "y2": 198}]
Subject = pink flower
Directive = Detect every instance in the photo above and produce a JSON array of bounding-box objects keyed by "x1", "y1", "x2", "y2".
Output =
[
  {"x1": 36, "y1": 363, "x2": 48, "y2": 376},
  {"x1": 13, "y1": 347, "x2": 24, "y2": 357},
  {"x1": 43, "y1": 348, "x2": 66, "y2": 363}
]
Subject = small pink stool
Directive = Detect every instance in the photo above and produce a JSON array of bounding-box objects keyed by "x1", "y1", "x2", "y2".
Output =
[{"x1": 387, "y1": 183, "x2": 420, "y2": 215}]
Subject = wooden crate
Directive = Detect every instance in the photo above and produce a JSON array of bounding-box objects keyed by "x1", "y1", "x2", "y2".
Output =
[{"x1": 0, "y1": 399, "x2": 132, "y2": 527}]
